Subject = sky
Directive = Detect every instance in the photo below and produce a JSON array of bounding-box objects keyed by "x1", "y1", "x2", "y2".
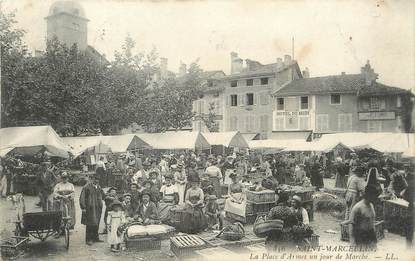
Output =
[{"x1": 2, "y1": 0, "x2": 414, "y2": 90}]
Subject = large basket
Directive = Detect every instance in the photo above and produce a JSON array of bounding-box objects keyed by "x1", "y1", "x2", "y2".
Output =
[
  {"x1": 246, "y1": 190, "x2": 276, "y2": 203},
  {"x1": 23, "y1": 211, "x2": 62, "y2": 232},
  {"x1": 125, "y1": 237, "x2": 161, "y2": 251},
  {"x1": 246, "y1": 201, "x2": 276, "y2": 215},
  {"x1": 253, "y1": 215, "x2": 284, "y2": 238}
]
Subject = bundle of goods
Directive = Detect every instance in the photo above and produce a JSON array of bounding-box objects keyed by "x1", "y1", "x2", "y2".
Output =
[
  {"x1": 216, "y1": 222, "x2": 245, "y2": 241},
  {"x1": 314, "y1": 193, "x2": 346, "y2": 219},
  {"x1": 124, "y1": 224, "x2": 175, "y2": 251},
  {"x1": 246, "y1": 189, "x2": 276, "y2": 203},
  {"x1": 253, "y1": 215, "x2": 284, "y2": 238}
]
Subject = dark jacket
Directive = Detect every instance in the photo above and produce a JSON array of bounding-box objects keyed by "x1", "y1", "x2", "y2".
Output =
[
  {"x1": 79, "y1": 182, "x2": 105, "y2": 226},
  {"x1": 137, "y1": 201, "x2": 159, "y2": 220}
]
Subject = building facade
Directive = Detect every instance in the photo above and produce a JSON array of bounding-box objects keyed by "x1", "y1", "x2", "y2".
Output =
[
  {"x1": 45, "y1": 1, "x2": 89, "y2": 51},
  {"x1": 272, "y1": 61, "x2": 413, "y2": 136},
  {"x1": 193, "y1": 52, "x2": 304, "y2": 138}
]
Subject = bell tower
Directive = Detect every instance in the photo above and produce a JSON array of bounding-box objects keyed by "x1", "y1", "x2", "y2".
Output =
[{"x1": 45, "y1": 1, "x2": 89, "y2": 51}]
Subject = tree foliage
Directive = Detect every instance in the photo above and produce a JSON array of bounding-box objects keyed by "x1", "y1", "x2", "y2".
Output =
[{"x1": 1, "y1": 6, "x2": 204, "y2": 136}]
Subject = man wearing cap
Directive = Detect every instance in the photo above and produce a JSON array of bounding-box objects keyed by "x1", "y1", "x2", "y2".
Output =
[
  {"x1": 38, "y1": 160, "x2": 57, "y2": 211},
  {"x1": 137, "y1": 191, "x2": 159, "y2": 225},
  {"x1": 79, "y1": 175, "x2": 106, "y2": 245}
]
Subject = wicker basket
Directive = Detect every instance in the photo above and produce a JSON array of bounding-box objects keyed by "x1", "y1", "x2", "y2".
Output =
[
  {"x1": 0, "y1": 237, "x2": 28, "y2": 259},
  {"x1": 246, "y1": 202, "x2": 276, "y2": 215},
  {"x1": 246, "y1": 190, "x2": 276, "y2": 203},
  {"x1": 253, "y1": 215, "x2": 284, "y2": 238},
  {"x1": 304, "y1": 234, "x2": 320, "y2": 248},
  {"x1": 125, "y1": 237, "x2": 161, "y2": 251}
]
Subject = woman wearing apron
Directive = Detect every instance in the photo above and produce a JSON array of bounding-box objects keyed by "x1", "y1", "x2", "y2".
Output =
[
  {"x1": 180, "y1": 175, "x2": 207, "y2": 233},
  {"x1": 158, "y1": 174, "x2": 179, "y2": 222},
  {"x1": 224, "y1": 172, "x2": 246, "y2": 221}
]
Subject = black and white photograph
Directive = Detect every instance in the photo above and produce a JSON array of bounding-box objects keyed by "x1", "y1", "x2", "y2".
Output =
[{"x1": 0, "y1": 0, "x2": 414, "y2": 260}]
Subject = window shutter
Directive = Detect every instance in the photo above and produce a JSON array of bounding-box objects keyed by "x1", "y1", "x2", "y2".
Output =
[
  {"x1": 192, "y1": 101, "x2": 196, "y2": 113},
  {"x1": 254, "y1": 93, "x2": 258, "y2": 105},
  {"x1": 226, "y1": 96, "x2": 230, "y2": 106},
  {"x1": 240, "y1": 95, "x2": 245, "y2": 106},
  {"x1": 380, "y1": 98, "x2": 386, "y2": 110}
]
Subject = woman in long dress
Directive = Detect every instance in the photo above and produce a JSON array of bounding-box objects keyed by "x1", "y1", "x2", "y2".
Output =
[
  {"x1": 224, "y1": 172, "x2": 246, "y2": 221},
  {"x1": 344, "y1": 165, "x2": 366, "y2": 220},
  {"x1": 53, "y1": 172, "x2": 76, "y2": 229},
  {"x1": 173, "y1": 165, "x2": 187, "y2": 205},
  {"x1": 95, "y1": 157, "x2": 107, "y2": 188},
  {"x1": 334, "y1": 157, "x2": 348, "y2": 189},
  {"x1": 158, "y1": 174, "x2": 179, "y2": 222},
  {"x1": 180, "y1": 175, "x2": 207, "y2": 234}
]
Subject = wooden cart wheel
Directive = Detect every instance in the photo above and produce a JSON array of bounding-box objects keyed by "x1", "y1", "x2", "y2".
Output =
[{"x1": 64, "y1": 225, "x2": 70, "y2": 250}]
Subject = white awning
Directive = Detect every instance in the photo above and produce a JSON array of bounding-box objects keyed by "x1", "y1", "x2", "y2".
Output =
[
  {"x1": 201, "y1": 131, "x2": 249, "y2": 148},
  {"x1": 136, "y1": 131, "x2": 210, "y2": 150}
]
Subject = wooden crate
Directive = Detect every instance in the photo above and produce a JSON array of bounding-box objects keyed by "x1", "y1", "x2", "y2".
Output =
[
  {"x1": 125, "y1": 237, "x2": 161, "y2": 251},
  {"x1": 170, "y1": 235, "x2": 207, "y2": 258},
  {"x1": 340, "y1": 220, "x2": 384, "y2": 242},
  {"x1": 246, "y1": 190, "x2": 276, "y2": 203}
]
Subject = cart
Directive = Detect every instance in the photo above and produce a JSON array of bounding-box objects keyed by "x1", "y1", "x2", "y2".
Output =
[{"x1": 14, "y1": 210, "x2": 71, "y2": 250}]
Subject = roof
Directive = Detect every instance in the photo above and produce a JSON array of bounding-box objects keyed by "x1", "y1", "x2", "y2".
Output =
[
  {"x1": 47, "y1": 1, "x2": 88, "y2": 20},
  {"x1": 0, "y1": 126, "x2": 72, "y2": 158},
  {"x1": 225, "y1": 60, "x2": 302, "y2": 79},
  {"x1": 274, "y1": 74, "x2": 411, "y2": 96},
  {"x1": 200, "y1": 71, "x2": 226, "y2": 79},
  {"x1": 62, "y1": 134, "x2": 151, "y2": 156},
  {"x1": 136, "y1": 131, "x2": 210, "y2": 150},
  {"x1": 201, "y1": 131, "x2": 249, "y2": 148}
]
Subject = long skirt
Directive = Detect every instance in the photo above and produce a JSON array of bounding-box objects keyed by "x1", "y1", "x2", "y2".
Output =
[
  {"x1": 53, "y1": 198, "x2": 76, "y2": 229},
  {"x1": 224, "y1": 193, "x2": 246, "y2": 219},
  {"x1": 96, "y1": 167, "x2": 107, "y2": 188},
  {"x1": 158, "y1": 202, "x2": 175, "y2": 223},
  {"x1": 178, "y1": 204, "x2": 207, "y2": 234}
]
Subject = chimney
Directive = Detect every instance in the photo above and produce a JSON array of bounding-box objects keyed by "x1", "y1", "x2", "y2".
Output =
[
  {"x1": 284, "y1": 54, "x2": 292, "y2": 65},
  {"x1": 302, "y1": 67, "x2": 310, "y2": 78},
  {"x1": 245, "y1": 59, "x2": 262, "y2": 71},
  {"x1": 276, "y1": 58, "x2": 283, "y2": 70},
  {"x1": 160, "y1": 57, "x2": 168, "y2": 78},
  {"x1": 178, "y1": 62, "x2": 187, "y2": 77},
  {"x1": 230, "y1": 52, "x2": 243, "y2": 74},
  {"x1": 360, "y1": 60, "x2": 378, "y2": 86}
]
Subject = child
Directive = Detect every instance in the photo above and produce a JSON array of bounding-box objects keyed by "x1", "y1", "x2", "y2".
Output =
[
  {"x1": 205, "y1": 195, "x2": 222, "y2": 230},
  {"x1": 106, "y1": 200, "x2": 126, "y2": 252},
  {"x1": 103, "y1": 187, "x2": 118, "y2": 234}
]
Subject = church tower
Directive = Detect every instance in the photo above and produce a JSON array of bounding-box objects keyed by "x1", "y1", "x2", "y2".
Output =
[{"x1": 45, "y1": 1, "x2": 89, "y2": 51}]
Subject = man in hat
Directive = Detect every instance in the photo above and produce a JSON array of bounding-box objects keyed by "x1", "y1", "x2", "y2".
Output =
[
  {"x1": 121, "y1": 193, "x2": 136, "y2": 221},
  {"x1": 38, "y1": 160, "x2": 57, "y2": 211},
  {"x1": 79, "y1": 175, "x2": 106, "y2": 245},
  {"x1": 348, "y1": 185, "x2": 378, "y2": 247},
  {"x1": 137, "y1": 191, "x2": 159, "y2": 225}
]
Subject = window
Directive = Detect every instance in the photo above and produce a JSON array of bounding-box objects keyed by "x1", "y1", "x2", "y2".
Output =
[
  {"x1": 316, "y1": 114, "x2": 329, "y2": 132},
  {"x1": 277, "y1": 98, "x2": 284, "y2": 110},
  {"x1": 230, "y1": 95, "x2": 238, "y2": 106},
  {"x1": 330, "y1": 94, "x2": 341, "y2": 105},
  {"x1": 368, "y1": 121, "x2": 382, "y2": 132},
  {"x1": 246, "y1": 93, "x2": 254, "y2": 105},
  {"x1": 300, "y1": 96, "x2": 309, "y2": 110},
  {"x1": 260, "y1": 93, "x2": 270, "y2": 105},
  {"x1": 274, "y1": 117, "x2": 284, "y2": 130},
  {"x1": 370, "y1": 97, "x2": 379, "y2": 110},
  {"x1": 230, "y1": 80, "x2": 238, "y2": 87},
  {"x1": 396, "y1": 96, "x2": 402, "y2": 108},
  {"x1": 338, "y1": 113, "x2": 352, "y2": 131},
  {"x1": 261, "y1": 78, "x2": 269, "y2": 85},
  {"x1": 246, "y1": 79, "x2": 253, "y2": 86},
  {"x1": 245, "y1": 115, "x2": 255, "y2": 132}
]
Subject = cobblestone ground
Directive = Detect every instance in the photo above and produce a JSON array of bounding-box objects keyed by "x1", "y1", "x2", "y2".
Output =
[{"x1": 0, "y1": 178, "x2": 412, "y2": 261}]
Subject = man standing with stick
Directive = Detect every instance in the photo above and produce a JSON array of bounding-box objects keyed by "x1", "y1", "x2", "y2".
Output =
[{"x1": 79, "y1": 175, "x2": 105, "y2": 245}]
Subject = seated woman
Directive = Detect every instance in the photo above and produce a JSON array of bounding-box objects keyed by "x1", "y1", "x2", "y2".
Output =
[
  {"x1": 158, "y1": 174, "x2": 179, "y2": 222},
  {"x1": 290, "y1": 195, "x2": 309, "y2": 225},
  {"x1": 52, "y1": 172, "x2": 76, "y2": 230},
  {"x1": 179, "y1": 174, "x2": 207, "y2": 234},
  {"x1": 137, "y1": 192, "x2": 160, "y2": 225},
  {"x1": 224, "y1": 172, "x2": 246, "y2": 221}
]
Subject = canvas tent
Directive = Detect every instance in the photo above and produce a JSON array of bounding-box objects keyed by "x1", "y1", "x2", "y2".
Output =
[
  {"x1": 136, "y1": 132, "x2": 210, "y2": 150},
  {"x1": 0, "y1": 126, "x2": 72, "y2": 158},
  {"x1": 201, "y1": 132, "x2": 249, "y2": 148},
  {"x1": 402, "y1": 144, "x2": 415, "y2": 158},
  {"x1": 62, "y1": 134, "x2": 151, "y2": 157}
]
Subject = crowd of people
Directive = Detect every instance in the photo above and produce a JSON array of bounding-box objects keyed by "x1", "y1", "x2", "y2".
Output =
[{"x1": 0, "y1": 149, "x2": 414, "y2": 252}]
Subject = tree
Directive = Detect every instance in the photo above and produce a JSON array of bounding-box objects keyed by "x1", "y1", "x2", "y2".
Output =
[
  {"x1": 0, "y1": 5, "x2": 28, "y2": 127},
  {"x1": 201, "y1": 102, "x2": 219, "y2": 132}
]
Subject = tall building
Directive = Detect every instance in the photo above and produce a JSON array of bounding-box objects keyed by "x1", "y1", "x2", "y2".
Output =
[
  {"x1": 272, "y1": 61, "x2": 414, "y2": 137},
  {"x1": 45, "y1": 1, "x2": 89, "y2": 51}
]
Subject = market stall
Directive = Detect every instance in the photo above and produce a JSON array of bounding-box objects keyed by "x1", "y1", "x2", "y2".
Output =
[
  {"x1": 201, "y1": 131, "x2": 249, "y2": 155},
  {"x1": 0, "y1": 126, "x2": 72, "y2": 158},
  {"x1": 136, "y1": 131, "x2": 210, "y2": 152}
]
